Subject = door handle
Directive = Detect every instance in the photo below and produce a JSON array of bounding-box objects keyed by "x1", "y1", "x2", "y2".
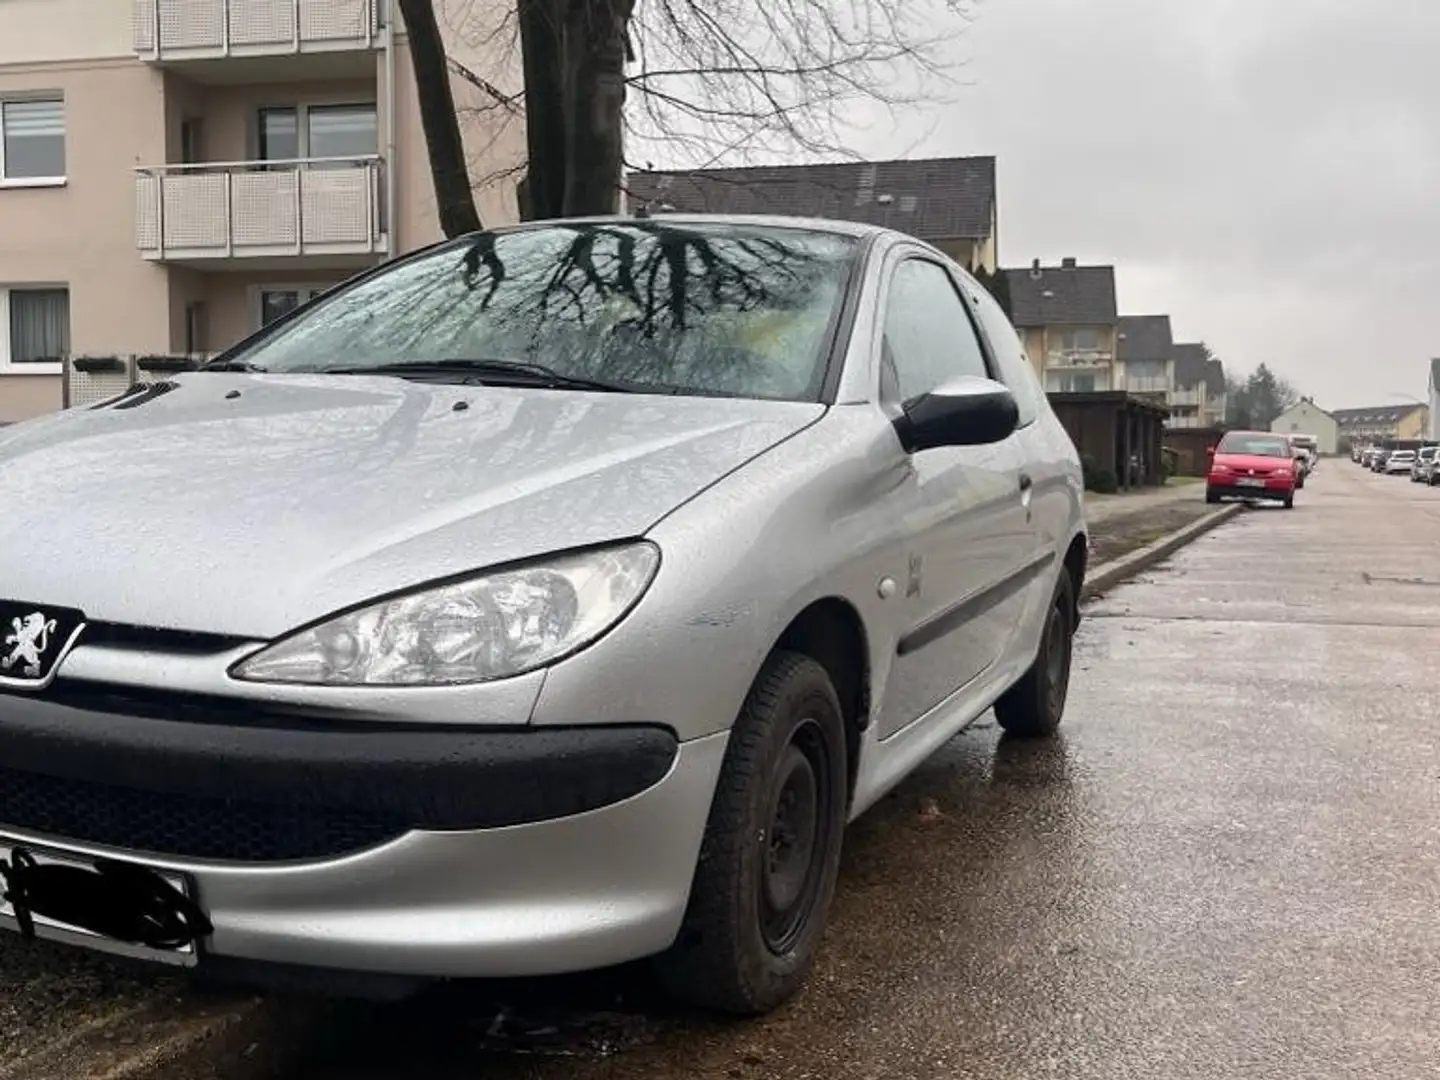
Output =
[{"x1": 1018, "y1": 473, "x2": 1033, "y2": 492}]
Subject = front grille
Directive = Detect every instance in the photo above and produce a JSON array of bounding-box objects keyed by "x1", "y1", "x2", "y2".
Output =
[{"x1": 0, "y1": 765, "x2": 410, "y2": 863}]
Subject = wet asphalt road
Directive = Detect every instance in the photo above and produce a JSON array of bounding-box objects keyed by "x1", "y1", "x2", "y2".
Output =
[{"x1": 301, "y1": 461, "x2": 1440, "y2": 1079}]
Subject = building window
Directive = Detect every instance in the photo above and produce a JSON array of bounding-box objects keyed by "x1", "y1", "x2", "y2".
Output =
[
  {"x1": 257, "y1": 286, "x2": 331, "y2": 329},
  {"x1": 257, "y1": 103, "x2": 376, "y2": 164},
  {"x1": 0, "y1": 97, "x2": 65, "y2": 184},
  {"x1": 0, "y1": 287, "x2": 70, "y2": 374},
  {"x1": 1059, "y1": 327, "x2": 1101, "y2": 352},
  {"x1": 1046, "y1": 371, "x2": 1106, "y2": 393}
]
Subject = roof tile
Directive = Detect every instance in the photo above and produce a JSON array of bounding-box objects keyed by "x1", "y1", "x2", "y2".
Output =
[
  {"x1": 1001, "y1": 261, "x2": 1117, "y2": 326},
  {"x1": 625, "y1": 157, "x2": 997, "y2": 239}
]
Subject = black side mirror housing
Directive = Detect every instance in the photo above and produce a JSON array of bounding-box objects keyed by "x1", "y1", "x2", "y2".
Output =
[{"x1": 893, "y1": 376, "x2": 1020, "y2": 453}]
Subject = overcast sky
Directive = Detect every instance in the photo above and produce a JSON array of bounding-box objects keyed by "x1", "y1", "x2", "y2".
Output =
[{"x1": 859, "y1": 0, "x2": 1437, "y2": 407}]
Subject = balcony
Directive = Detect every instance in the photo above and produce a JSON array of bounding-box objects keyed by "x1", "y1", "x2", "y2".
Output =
[
  {"x1": 136, "y1": 156, "x2": 388, "y2": 264},
  {"x1": 1045, "y1": 348, "x2": 1114, "y2": 371},
  {"x1": 1169, "y1": 387, "x2": 1204, "y2": 406},
  {"x1": 134, "y1": 0, "x2": 380, "y2": 71},
  {"x1": 1125, "y1": 376, "x2": 1171, "y2": 394}
]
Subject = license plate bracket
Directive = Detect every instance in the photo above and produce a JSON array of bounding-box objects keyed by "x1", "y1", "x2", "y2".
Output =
[
  {"x1": 1236, "y1": 477, "x2": 1265, "y2": 488},
  {"x1": 0, "y1": 837, "x2": 207, "y2": 967}
]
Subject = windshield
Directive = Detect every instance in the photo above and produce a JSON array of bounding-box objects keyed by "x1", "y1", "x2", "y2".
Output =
[
  {"x1": 1216, "y1": 432, "x2": 1292, "y2": 457},
  {"x1": 223, "y1": 221, "x2": 858, "y2": 402}
]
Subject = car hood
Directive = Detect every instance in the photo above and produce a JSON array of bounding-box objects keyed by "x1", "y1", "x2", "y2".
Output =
[
  {"x1": 0, "y1": 374, "x2": 824, "y2": 638},
  {"x1": 1213, "y1": 453, "x2": 1292, "y2": 472}
]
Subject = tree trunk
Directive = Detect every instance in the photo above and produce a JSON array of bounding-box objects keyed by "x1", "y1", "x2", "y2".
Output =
[
  {"x1": 395, "y1": 0, "x2": 482, "y2": 237},
  {"x1": 517, "y1": 0, "x2": 568, "y2": 220},
  {"x1": 560, "y1": 0, "x2": 633, "y2": 216}
]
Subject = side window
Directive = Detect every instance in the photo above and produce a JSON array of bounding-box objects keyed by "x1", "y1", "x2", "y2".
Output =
[
  {"x1": 963, "y1": 275, "x2": 1041, "y2": 428},
  {"x1": 881, "y1": 258, "x2": 990, "y2": 404}
]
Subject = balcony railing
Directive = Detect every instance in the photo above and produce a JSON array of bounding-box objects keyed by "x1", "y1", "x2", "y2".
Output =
[
  {"x1": 1125, "y1": 376, "x2": 1171, "y2": 393},
  {"x1": 136, "y1": 156, "x2": 387, "y2": 261},
  {"x1": 1045, "y1": 349, "x2": 1113, "y2": 370},
  {"x1": 134, "y1": 0, "x2": 380, "y2": 61},
  {"x1": 1169, "y1": 387, "x2": 1204, "y2": 406}
]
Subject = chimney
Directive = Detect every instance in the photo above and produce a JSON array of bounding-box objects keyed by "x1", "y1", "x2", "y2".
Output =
[
  {"x1": 1029, "y1": 257, "x2": 1042, "y2": 280},
  {"x1": 1061, "y1": 257, "x2": 1077, "y2": 269}
]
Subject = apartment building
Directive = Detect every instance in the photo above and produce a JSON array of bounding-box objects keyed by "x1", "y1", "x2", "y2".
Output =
[
  {"x1": 0, "y1": 0, "x2": 523, "y2": 423},
  {"x1": 1001, "y1": 258, "x2": 1119, "y2": 392},
  {"x1": 1333, "y1": 403, "x2": 1429, "y2": 443},
  {"x1": 1168, "y1": 343, "x2": 1226, "y2": 428},
  {"x1": 1116, "y1": 314, "x2": 1174, "y2": 398}
]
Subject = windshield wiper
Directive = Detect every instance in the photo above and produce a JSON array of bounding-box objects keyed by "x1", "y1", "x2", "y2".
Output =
[
  {"x1": 313, "y1": 358, "x2": 639, "y2": 393},
  {"x1": 199, "y1": 358, "x2": 266, "y2": 372}
]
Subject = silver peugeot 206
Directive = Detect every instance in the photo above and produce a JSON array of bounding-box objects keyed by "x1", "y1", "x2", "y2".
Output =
[{"x1": 0, "y1": 215, "x2": 1086, "y2": 1014}]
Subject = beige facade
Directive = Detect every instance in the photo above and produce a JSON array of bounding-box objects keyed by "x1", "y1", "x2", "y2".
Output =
[
  {"x1": 1270, "y1": 399, "x2": 1339, "y2": 455},
  {"x1": 0, "y1": 0, "x2": 524, "y2": 423},
  {"x1": 1016, "y1": 323, "x2": 1120, "y2": 393}
]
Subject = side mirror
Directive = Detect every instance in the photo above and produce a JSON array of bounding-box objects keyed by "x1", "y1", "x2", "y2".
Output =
[{"x1": 893, "y1": 376, "x2": 1019, "y2": 453}]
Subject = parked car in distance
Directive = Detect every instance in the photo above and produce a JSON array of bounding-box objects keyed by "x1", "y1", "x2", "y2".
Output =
[
  {"x1": 0, "y1": 215, "x2": 1089, "y2": 1016},
  {"x1": 1371, "y1": 448, "x2": 1392, "y2": 472},
  {"x1": 1411, "y1": 446, "x2": 1438, "y2": 483},
  {"x1": 1206, "y1": 430, "x2": 1299, "y2": 508},
  {"x1": 1385, "y1": 449, "x2": 1416, "y2": 475}
]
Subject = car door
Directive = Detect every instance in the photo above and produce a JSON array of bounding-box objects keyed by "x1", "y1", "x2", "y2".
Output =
[
  {"x1": 873, "y1": 253, "x2": 1033, "y2": 740},
  {"x1": 960, "y1": 271, "x2": 1068, "y2": 616}
]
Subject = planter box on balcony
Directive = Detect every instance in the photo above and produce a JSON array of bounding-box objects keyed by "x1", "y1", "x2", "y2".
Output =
[{"x1": 72, "y1": 356, "x2": 127, "y2": 374}]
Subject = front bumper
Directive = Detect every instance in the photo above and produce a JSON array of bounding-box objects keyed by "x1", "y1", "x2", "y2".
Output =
[
  {"x1": 1206, "y1": 478, "x2": 1293, "y2": 501},
  {"x1": 0, "y1": 688, "x2": 729, "y2": 978}
]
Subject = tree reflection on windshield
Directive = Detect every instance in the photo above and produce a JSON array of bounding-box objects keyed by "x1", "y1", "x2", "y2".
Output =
[{"x1": 235, "y1": 221, "x2": 858, "y2": 402}]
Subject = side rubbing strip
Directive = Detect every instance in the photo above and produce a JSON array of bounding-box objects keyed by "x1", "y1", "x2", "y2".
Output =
[{"x1": 896, "y1": 550, "x2": 1056, "y2": 657}]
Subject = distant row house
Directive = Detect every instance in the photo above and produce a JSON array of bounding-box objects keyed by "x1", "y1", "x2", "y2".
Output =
[{"x1": 1332, "y1": 404, "x2": 1429, "y2": 442}]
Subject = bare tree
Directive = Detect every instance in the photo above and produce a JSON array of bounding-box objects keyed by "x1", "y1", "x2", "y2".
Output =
[
  {"x1": 405, "y1": 0, "x2": 976, "y2": 228},
  {"x1": 397, "y1": 0, "x2": 484, "y2": 235}
]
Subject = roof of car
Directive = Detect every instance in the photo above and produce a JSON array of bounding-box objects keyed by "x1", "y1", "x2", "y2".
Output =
[{"x1": 482, "y1": 213, "x2": 898, "y2": 242}]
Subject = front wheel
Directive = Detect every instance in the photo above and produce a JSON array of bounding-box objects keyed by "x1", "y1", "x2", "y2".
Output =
[
  {"x1": 655, "y1": 651, "x2": 848, "y2": 1015},
  {"x1": 993, "y1": 567, "x2": 1076, "y2": 738},
  {"x1": 1282, "y1": 493, "x2": 1295, "y2": 509},
  {"x1": 1205, "y1": 488, "x2": 1220, "y2": 504}
]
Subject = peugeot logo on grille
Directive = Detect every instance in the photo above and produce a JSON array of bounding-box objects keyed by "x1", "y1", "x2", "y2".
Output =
[{"x1": 0, "y1": 600, "x2": 86, "y2": 690}]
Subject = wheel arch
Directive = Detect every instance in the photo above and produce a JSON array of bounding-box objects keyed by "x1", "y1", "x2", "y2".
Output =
[
  {"x1": 1062, "y1": 531, "x2": 1088, "y2": 624},
  {"x1": 773, "y1": 597, "x2": 871, "y2": 801}
]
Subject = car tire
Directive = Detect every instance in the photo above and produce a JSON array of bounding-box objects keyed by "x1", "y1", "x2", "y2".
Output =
[
  {"x1": 1282, "y1": 493, "x2": 1295, "y2": 509},
  {"x1": 655, "y1": 650, "x2": 848, "y2": 1015},
  {"x1": 993, "y1": 567, "x2": 1076, "y2": 739},
  {"x1": 1205, "y1": 488, "x2": 1219, "y2": 504}
]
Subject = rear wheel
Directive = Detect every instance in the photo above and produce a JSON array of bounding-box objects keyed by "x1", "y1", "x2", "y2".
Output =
[
  {"x1": 993, "y1": 568, "x2": 1076, "y2": 739},
  {"x1": 656, "y1": 652, "x2": 848, "y2": 1015}
]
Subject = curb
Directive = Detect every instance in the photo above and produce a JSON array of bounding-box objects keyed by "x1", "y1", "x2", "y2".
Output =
[{"x1": 1082, "y1": 501, "x2": 1243, "y2": 601}]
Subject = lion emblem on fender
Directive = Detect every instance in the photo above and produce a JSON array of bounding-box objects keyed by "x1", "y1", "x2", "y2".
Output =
[{"x1": 3, "y1": 613, "x2": 59, "y2": 678}]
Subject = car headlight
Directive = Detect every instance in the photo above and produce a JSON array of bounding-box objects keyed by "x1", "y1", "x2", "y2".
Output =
[{"x1": 232, "y1": 542, "x2": 660, "y2": 687}]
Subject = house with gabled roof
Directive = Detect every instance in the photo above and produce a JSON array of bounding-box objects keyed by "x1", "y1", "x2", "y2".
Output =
[
  {"x1": 1168, "y1": 343, "x2": 1226, "y2": 428},
  {"x1": 1117, "y1": 315, "x2": 1174, "y2": 397},
  {"x1": 1270, "y1": 398, "x2": 1338, "y2": 454},
  {"x1": 1000, "y1": 258, "x2": 1118, "y2": 393},
  {"x1": 624, "y1": 156, "x2": 999, "y2": 272}
]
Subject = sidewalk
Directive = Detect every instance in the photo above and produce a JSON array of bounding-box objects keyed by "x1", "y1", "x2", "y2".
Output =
[{"x1": 1082, "y1": 480, "x2": 1204, "y2": 525}]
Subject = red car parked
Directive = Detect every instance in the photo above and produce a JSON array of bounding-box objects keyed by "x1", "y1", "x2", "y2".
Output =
[{"x1": 1205, "y1": 430, "x2": 1297, "y2": 508}]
